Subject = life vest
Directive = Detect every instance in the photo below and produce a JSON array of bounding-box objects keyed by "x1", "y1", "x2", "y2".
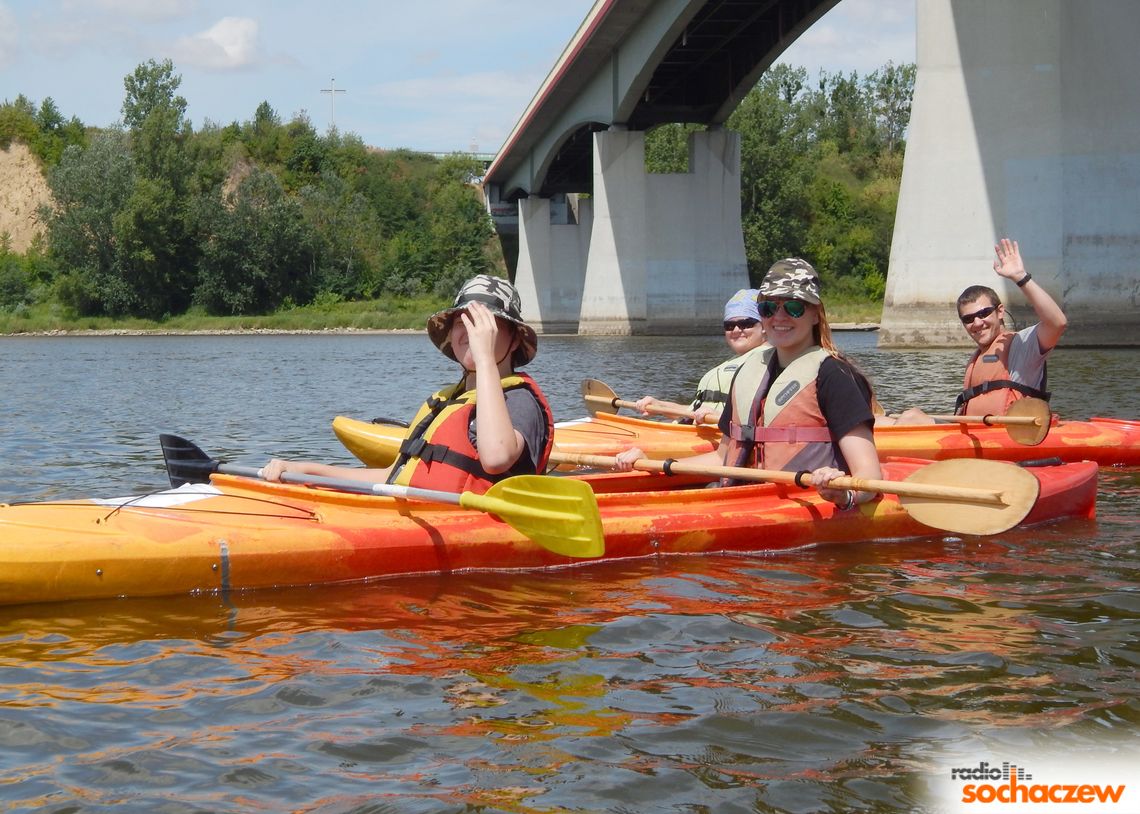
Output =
[
  {"x1": 389, "y1": 372, "x2": 554, "y2": 493},
  {"x1": 722, "y1": 346, "x2": 838, "y2": 482},
  {"x1": 955, "y1": 330, "x2": 1050, "y2": 415},
  {"x1": 689, "y1": 344, "x2": 771, "y2": 413}
]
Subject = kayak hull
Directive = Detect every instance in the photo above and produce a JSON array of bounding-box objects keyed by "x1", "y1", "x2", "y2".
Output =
[
  {"x1": 0, "y1": 459, "x2": 1098, "y2": 607},
  {"x1": 334, "y1": 413, "x2": 1140, "y2": 468}
]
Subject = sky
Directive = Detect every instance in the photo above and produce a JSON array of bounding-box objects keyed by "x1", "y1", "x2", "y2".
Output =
[{"x1": 0, "y1": 0, "x2": 915, "y2": 154}]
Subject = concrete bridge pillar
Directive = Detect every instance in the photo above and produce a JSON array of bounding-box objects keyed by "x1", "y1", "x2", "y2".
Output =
[
  {"x1": 881, "y1": 0, "x2": 1140, "y2": 347},
  {"x1": 514, "y1": 196, "x2": 591, "y2": 334},
  {"x1": 578, "y1": 129, "x2": 749, "y2": 335}
]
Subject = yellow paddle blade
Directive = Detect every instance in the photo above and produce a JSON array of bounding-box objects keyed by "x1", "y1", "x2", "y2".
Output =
[
  {"x1": 897, "y1": 459, "x2": 1039, "y2": 535},
  {"x1": 1004, "y1": 397, "x2": 1052, "y2": 446},
  {"x1": 581, "y1": 378, "x2": 621, "y2": 415},
  {"x1": 461, "y1": 475, "x2": 605, "y2": 559}
]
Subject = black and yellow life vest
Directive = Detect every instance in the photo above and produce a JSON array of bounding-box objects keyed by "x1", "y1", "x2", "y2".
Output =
[{"x1": 389, "y1": 372, "x2": 554, "y2": 493}]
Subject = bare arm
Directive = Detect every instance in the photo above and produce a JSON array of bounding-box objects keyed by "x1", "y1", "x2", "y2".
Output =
[
  {"x1": 809, "y1": 424, "x2": 881, "y2": 506},
  {"x1": 465, "y1": 303, "x2": 527, "y2": 474},
  {"x1": 994, "y1": 238, "x2": 1067, "y2": 351},
  {"x1": 262, "y1": 459, "x2": 392, "y2": 484}
]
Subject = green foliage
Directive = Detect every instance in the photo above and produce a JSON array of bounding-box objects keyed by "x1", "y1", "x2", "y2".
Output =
[
  {"x1": 3, "y1": 56, "x2": 913, "y2": 330},
  {"x1": 43, "y1": 130, "x2": 136, "y2": 315},
  {"x1": 0, "y1": 236, "x2": 31, "y2": 310},
  {"x1": 726, "y1": 61, "x2": 915, "y2": 289},
  {"x1": 194, "y1": 167, "x2": 319, "y2": 314},
  {"x1": 0, "y1": 94, "x2": 87, "y2": 167}
]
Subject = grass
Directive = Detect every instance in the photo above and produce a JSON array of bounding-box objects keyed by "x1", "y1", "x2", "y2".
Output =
[
  {"x1": 0, "y1": 296, "x2": 451, "y2": 335},
  {"x1": 0, "y1": 296, "x2": 884, "y2": 335}
]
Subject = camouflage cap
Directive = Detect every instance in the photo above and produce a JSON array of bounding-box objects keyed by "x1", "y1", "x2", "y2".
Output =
[
  {"x1": 757, "y1": 258, "x2": 822, "y2": 305},
  {"x1": 427, "y1": 274, "x2": 538, "y2": 367}
]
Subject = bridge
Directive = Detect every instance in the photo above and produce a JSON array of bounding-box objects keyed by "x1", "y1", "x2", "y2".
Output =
[{"x1": 483, "y1": 0, "x2": 1140, "y2": 346}]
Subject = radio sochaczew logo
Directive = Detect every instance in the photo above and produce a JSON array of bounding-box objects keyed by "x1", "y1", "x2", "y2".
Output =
[{"x1": 932, "y1": 755, "x2": 1133, "y2": 812}]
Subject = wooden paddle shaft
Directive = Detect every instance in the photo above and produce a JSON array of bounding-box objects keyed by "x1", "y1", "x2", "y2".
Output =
[
  {"x1": 581, "y1": 393, "x2": 719, "y2": 424},
  {"x1": 894, "y1": 413, "x2": 1042, "y2": 426},
  {"x1": 551, "y1": 452, "x2": 1011, "y2": 506}
]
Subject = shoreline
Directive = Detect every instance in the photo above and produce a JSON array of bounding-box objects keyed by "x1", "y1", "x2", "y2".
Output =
[{"x1": 1, "y1": 323, "x2": 882, "y2": 338}]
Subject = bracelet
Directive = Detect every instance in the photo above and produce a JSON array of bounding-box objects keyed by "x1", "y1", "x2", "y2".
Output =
[
  {"x1": 839, "y1": 489, "x2": 856, "y2": 511},
  {"x1": 1016, "y1": 272, "x2": 1032, "y2": 287}
]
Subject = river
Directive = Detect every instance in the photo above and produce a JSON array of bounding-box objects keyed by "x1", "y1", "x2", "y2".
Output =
[{"x1": 0, "y1": 332, "x2": 1137, "y2": 812}]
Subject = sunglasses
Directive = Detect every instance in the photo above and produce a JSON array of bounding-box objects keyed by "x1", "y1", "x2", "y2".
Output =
[
  {"x1": 758, "y1": 299, "x2": 808, "y2": 319},
  {"x1": 959, "y1": 305, "x2": 998, "y2": 325},
  {"x1": 723, "y1": 318, "x2": 759, "y2": 332}
]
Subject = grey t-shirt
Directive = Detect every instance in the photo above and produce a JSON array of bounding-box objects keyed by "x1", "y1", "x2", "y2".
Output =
[
  {"x1": 1002, "y1": 324, "x2": 1050, "y2": 389},
  {"x1": 466, "y1": 388, "x2": 549, "y2": 474}
]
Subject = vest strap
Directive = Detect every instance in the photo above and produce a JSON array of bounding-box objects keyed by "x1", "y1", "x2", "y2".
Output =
[
  {"x1": 955, "y1": 379, "x2": 1051, "y2": 413},
  {"x1": 694, "y1": 387, "x2": 729, "y2": 405},
  {"x1": 727, "y1": 421, "x2": 755, "y2": 444},
  {"x1": 752, "y1": 426, "x2": 832, "y2": 443}
]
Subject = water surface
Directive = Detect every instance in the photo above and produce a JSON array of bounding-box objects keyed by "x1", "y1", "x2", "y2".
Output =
[{"x1": 0, "y1": 332, "x2": 1136, "y2": 812}]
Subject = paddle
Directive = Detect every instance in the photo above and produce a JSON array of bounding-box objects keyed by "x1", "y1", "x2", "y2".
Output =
[
  {"x1": 887, "y1": 397, "x2": 1052, "y2": 446},
  {"x1": 159, "y1": 434, "x2": 604, "y2": 559},
  {"x1": 585, "y1": 378, "x2": 1051, "y2": 446},
  {"x1": 550, "y1": 452, "x2": 1039, "y2": 536},
  {"x1": 581, "y1": 378, "x2": 718, "y2": 424}
]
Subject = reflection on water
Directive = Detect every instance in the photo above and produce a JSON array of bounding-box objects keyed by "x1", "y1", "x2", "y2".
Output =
[{"x1": 0, "y1": 333, "x2": 1137, "y2": 811}]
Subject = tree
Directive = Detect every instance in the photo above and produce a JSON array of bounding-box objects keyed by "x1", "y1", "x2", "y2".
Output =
[
  {"x1": 194, "y1": 168, "x2": 319, "y2": 314},
  {"x1": 121, "y1": 59, "x2": 187, "y2": 130},
  {"x1": 43, "y1": 130, "x2": 135, "y2": 315}
]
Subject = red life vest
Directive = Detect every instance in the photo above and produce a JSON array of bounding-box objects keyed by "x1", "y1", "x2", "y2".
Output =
[
  {"x1": 956, "y1": 330, "x2": 1050, "y2": 415},
  {"x1": 390, "y1": 373, "x2": 554, "y2": 494},
  {"x1": 722, "y1": 347, "x2": 838, "y2": 482}
]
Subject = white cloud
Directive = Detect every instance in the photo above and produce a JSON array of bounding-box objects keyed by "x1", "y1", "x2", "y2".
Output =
[{"x1": 171, "y1": 17, "x2": 258, "y2": 70}]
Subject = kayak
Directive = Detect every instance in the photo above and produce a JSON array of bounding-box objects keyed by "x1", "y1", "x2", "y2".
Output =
[
  {"x1": 333, "y1": 413, "x2": 1140, "y2": 469},
  {"x1": 0, "y1": 458, "x2": 1097, "y2": 607}
]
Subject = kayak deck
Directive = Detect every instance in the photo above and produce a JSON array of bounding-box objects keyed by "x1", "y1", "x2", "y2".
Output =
[
  {"x1": 334, "y1": 413, "x2": 1140, "y2": 469},
  {"x1": 0, "y1": 459, "x2": 1098, "y2": 606}
]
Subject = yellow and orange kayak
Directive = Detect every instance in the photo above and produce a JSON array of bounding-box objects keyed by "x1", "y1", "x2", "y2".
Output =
[
  {"x1": 0, "y1": 459, "x2": 1097, "y2": 607},
  {"x1": 333, "y1": 413, "x2": 1140, "y2": 469}
]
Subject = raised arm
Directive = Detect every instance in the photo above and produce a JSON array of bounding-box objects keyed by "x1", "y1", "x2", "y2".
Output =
[{"x1": 993, "y1": 238, "x2": 1068, "y2": 351}]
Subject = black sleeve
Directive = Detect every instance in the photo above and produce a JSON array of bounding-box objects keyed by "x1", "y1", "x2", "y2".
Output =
[{"x1": 816, "y1": 357, "x2": 875, "y2": 440}]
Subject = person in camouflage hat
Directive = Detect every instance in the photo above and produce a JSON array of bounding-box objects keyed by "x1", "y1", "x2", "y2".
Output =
[
  {"x1": 262, "y1": 274, "x2": 553, "y2": 493},
  {"x1": 616, "y1": 256, "x2": 883, "y2": 516},
  {"x1": 756, "y1": 258, "x2": 822, "y2": 304},
  {"x1": 427, "y1": 274, "x2": 538, "y2": 368}
]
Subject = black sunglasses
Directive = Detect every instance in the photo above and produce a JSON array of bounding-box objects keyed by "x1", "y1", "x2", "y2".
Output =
[
  {"x1": 723, "y1": 318, "x2": 759, "y2": 332},
  {"x1": 959, "y1": 305, "x2": 998, "y2": 325},
  {"x1": 758, "y1": 299, "x2": 808, "y2": 319}
]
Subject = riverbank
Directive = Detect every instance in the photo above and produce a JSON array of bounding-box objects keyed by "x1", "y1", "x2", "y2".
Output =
[
  {"x1": 3, "y1": 323, "x2": 880, "y2": 337},
  {"x1": 0, "y1": 296, "x2": 884, "y2": 336}
]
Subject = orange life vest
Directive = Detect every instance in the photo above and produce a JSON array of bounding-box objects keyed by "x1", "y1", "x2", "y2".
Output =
[
  {"x1": 390, "y1": 373, "x2": 554, "y2": 493},
  {"x1": 956, "y1": 330, "x2": 1050, "y2": 415},
  {"x1": 722, "y1": 346, "x2": 838, "y2": 482}
]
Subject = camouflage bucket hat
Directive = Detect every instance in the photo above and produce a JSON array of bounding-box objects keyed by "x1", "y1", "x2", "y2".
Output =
[
  {"x1": 757, "y1": 258, "x2": 822, "y2": 305},
  {"x1": 427, "y1": 274, "x2": 538, "y2": 367}
]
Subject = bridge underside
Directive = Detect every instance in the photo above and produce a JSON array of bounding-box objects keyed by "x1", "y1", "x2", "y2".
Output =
[
  {"x1": 514, "y1": 130, "x2": 748, "y2": 335},
  {"x1": 491, "y1": 0, "x2": 1140, "y2": 346}
]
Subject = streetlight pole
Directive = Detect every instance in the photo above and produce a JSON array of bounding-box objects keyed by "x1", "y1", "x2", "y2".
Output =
[{"x1": 320, "y1": 77, "x2": 346, "y2": 132}]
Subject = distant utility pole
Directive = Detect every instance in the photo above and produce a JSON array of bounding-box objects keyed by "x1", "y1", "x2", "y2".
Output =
[{"x1": 320, "y1": 77, "x2": 346, "y2": 131}]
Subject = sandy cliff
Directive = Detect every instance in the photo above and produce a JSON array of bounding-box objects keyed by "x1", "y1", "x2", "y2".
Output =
[{"x1": 0, "y1": 142, "x2": 53, "y2": 252}]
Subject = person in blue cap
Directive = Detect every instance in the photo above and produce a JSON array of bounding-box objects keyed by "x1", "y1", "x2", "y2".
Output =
[{"x1": 629, "y1": 288, "x2": 770, "y2": 424}]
